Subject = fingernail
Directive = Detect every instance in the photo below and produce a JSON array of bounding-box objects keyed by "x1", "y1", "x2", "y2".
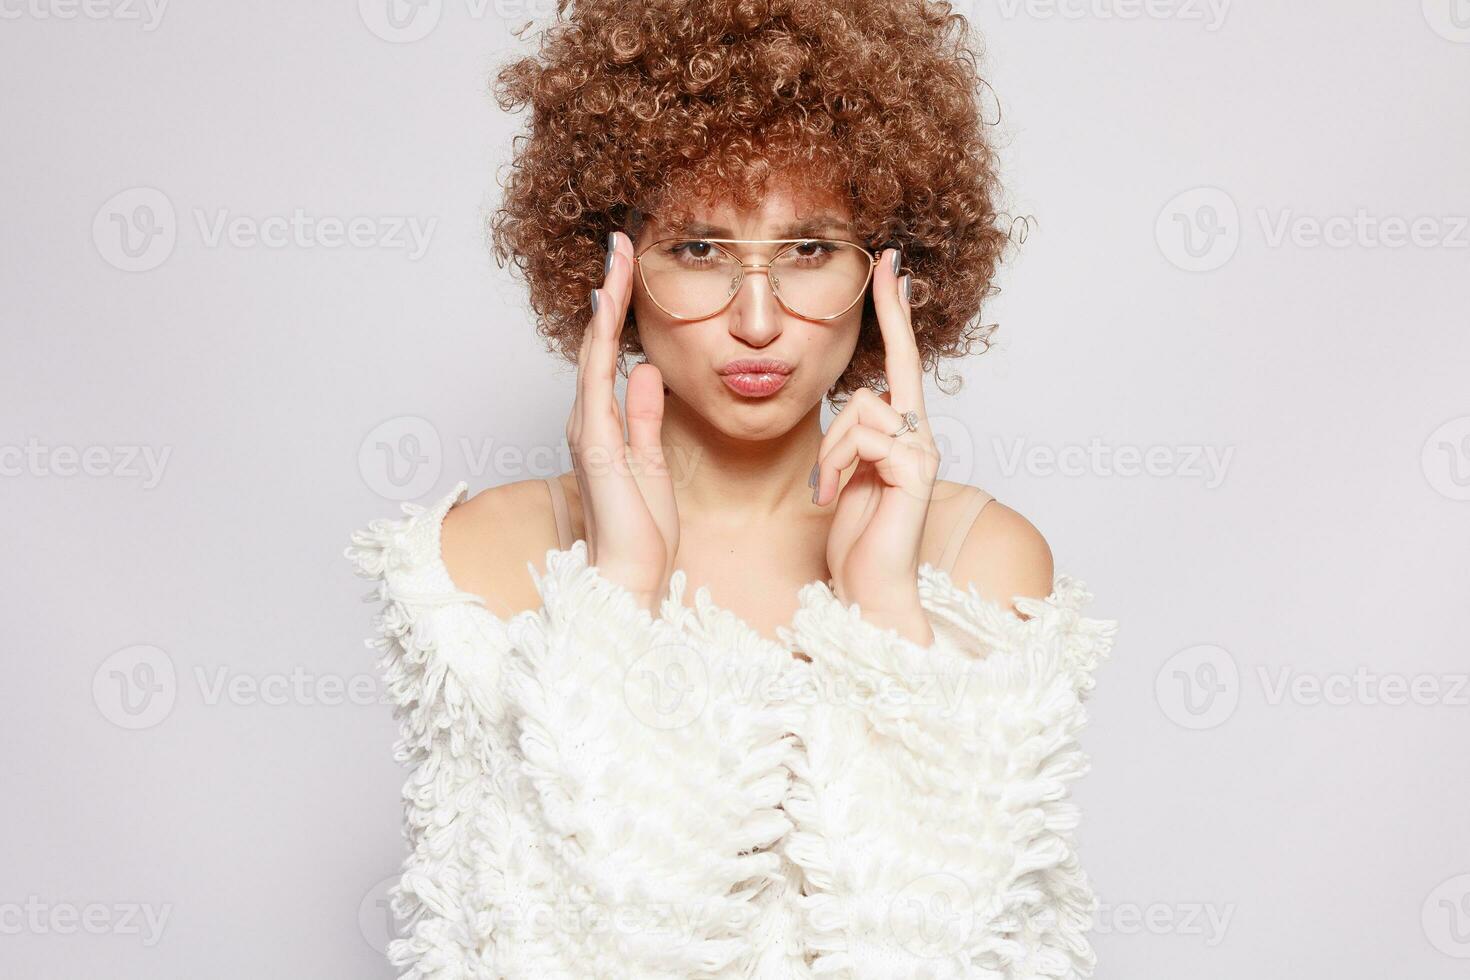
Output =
[
  {"x1": 808, "y1": 462, "x2": 819, "y2": 487},
  {"x1": 900, "y1": 274, "x2": 911, "y2": 303},
  {"x1": 589, "y1": 288, "x2": 600, "y2": 314},
  {"x1": 812, "y1": 484, "x2": 820, "y2": 504},
  {"x1": 604, "y1": 233, "x2": 616, "y2": 278},
  {"x1": 890, "y1": 248, "x2": 902, "y2": 274}
]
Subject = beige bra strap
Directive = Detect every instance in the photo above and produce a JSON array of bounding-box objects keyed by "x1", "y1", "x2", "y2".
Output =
[
  {"x1": 938, "y1": 485, "x2": 995, "y2": 574},
  {"x1": 543, "y1": 475, "x2": 572, "y2": 550}
]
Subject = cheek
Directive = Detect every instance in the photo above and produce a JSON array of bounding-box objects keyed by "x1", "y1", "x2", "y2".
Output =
[
  {"x1": 630, "y1": 298, "x2": 694, "y2": 378},
  {"x1": 823, "y1": 314, "x2": 867, "y2": 391},
  {"x1": 816, "y1": 312, "x2": 865, "y2": 368}
]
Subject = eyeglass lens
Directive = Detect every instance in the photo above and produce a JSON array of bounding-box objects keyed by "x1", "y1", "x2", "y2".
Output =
[{"x1": 638, "y1": 240, "x2": 871, "y2": 319}]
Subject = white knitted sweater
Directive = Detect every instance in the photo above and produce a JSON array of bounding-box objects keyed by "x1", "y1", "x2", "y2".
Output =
[{"x1": 346, "y1": 482, "x2": 1118, "y2": 980}]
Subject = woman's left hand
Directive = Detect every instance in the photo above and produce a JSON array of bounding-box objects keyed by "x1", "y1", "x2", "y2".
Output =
[{"x1": 812, "y1": 247, "x2": 940, "y2": 646}]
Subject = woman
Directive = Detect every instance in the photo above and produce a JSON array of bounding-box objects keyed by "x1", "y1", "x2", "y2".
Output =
[{"x1": 348, "y1": 1, "x2": 1117, "y2": 977}]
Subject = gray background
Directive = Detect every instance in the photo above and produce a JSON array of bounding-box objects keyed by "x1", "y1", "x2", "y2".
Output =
[{"x1": 3, "y1": 1, "x2": 1468, "y2": 977}]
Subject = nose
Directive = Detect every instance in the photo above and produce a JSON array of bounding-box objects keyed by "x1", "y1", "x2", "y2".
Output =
[{"x1": 725, "y1": 262, "x2": 784, "y2": 347}]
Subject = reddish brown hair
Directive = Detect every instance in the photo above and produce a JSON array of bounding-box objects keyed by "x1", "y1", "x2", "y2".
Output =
[{"x1": 490, "y1": 0, "x2": 1012, "y2": 405}]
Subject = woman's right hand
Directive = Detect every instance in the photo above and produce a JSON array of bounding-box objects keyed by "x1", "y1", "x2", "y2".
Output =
[{"x1": 567, "y1": 231, "x2": 679, "y2": 613}]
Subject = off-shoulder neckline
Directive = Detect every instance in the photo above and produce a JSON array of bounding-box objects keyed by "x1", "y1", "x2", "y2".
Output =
[
  {"x1": 419, "y1": 480, "x2": 1071, "y2": 659},
  {"x1": 422, "y1": 481, "x2": 812, "y2": 657}
]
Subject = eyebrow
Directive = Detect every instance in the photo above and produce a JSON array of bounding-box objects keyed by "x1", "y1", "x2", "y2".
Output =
[{"x1": 669, "y1": 213, "x2": 854, "y2": 239}]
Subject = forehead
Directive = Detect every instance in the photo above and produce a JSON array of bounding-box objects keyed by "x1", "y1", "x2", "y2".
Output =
[{"x1": 649, "y1": 182, "x2": 855, "y2": 239}]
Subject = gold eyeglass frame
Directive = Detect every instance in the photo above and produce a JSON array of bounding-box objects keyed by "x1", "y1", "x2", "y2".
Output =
[{"x1": 631, "y1": 237, "x2": 885, "y2": 322}]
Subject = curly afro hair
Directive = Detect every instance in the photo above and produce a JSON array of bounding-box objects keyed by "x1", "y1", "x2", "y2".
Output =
[{"x1": 489, "y1": 0, "x2": 1013, "y2": 406}]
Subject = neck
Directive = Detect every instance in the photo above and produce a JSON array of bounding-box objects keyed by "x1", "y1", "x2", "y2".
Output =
[{"x1": 658, "y1": 394, "x2": 841, "y2": 525}]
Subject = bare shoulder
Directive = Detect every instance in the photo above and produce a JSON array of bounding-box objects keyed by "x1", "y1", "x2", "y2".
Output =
[
  {"x1": 929, "y1": 479, "x2": 1055, "y2": 615},
  {"x1": 440, "y1": 476, "x2": 568, "y2": 620}
]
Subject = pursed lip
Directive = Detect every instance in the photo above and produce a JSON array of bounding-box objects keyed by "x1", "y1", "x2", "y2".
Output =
[
  {"x1": 719, "y1": 358, "x2": 793, "y2": 376},
  {"x1": 718, "y1": 358, "x2": 793, "y2": 397}
]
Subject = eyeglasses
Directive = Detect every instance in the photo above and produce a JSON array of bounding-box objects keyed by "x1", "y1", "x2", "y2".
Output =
[{"x1": 632, "y1": 237, "x2": 883, "y2": 322}]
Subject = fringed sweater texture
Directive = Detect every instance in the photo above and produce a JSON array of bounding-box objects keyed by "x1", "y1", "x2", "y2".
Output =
[{"x1": 347, "y1": 483, "x2": 1118, "y2": 980}]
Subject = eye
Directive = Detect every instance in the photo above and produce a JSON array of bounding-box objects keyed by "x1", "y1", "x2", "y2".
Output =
[
  {"x1": 787, "y1": 239, "x2": 840, "y2": 262},
  {"x1": 665, "y1": 239, "x2": 722, "y2": 264}
]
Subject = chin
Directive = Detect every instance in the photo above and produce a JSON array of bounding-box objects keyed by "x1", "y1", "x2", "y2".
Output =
[{"x1": 697, "y1": 387, "x2": 809, "y2": 441}]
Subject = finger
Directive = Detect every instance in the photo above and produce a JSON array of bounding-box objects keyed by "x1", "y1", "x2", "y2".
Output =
[
  {"x1": 822, "y1": 387, "x2": 904, "y2": 444},
  {"x1": 568, "y1": 292, "x2": 599, "y2": 546},
  {"x1": 814, "y1": 388, "x2": 905, "y2": 502},
  {"x1": 575, "y1": 232, "x2": 637, "y2": 547},
  {"x1": 582, "y1": 234, "x2": 629, "y2": 425},
  {"x1": 569, "y1": 291, "x2": 596, "y2": 445},
  {"x1": 624, "y1": 360, "x2": 676, "y2": 518},
  {"x1": 813, "y1": 423, "x2": 930, "y2": 509},
  {"x1": 872, "y1": 246, "x2": 926, "y2": 417},
  {"x1": 604, "y1": 230, "x2": 636, "y2": 335}
]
